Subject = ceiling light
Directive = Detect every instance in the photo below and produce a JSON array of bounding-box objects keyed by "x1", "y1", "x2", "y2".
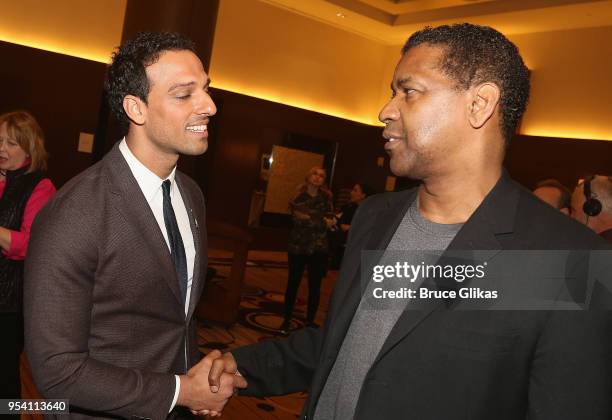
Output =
[{"x1": 336, "y1": 12, "x2": 346, "y2": 18}]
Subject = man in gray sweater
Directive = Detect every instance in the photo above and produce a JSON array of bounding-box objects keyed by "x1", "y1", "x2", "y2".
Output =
[{"x1": 202, "y1": 23, "x2": 611, "y2": 420}]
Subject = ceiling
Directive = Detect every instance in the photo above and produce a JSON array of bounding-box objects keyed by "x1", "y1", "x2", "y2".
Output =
[{"x1": 259, "y1": 0, "x2": 612, "y2": 44}]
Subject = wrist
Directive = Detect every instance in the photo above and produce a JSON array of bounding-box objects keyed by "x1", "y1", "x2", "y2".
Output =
[{"x1": 176, "y1": 375, "x2": 194, "y2": 408}]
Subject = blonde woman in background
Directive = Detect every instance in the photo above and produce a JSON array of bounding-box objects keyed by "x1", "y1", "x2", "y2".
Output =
[
  {"x1": 281, "y1": 166, "x2": 333, "y2": 334},
  {"x1": 0, "y1": 111, "x2": 56, "y2": 399}
]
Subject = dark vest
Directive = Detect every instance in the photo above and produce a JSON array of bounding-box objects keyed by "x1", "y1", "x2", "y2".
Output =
[{"x1": 0, "y1": 167, "x2": 46, "y2": 312}]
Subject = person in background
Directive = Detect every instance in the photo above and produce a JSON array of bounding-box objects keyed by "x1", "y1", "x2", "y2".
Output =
[
  {"x1": 329, "y1": 183, "x2": 374, "y2": 269},
  {"x1": 281, "y1": 166, "x2": 333, "y2": 334},
  {"x1": 0, "y1": 111, "x2": 55, "y2": 401},
  {"x1": 338, "y1": 183, "x2": 375, "y2": 233},
  {"x1": 532, "y1": 178, "x2": 571, "y2": 214},
  {"x1": 571, "y1": 175, "x2": 612, "y2": 243}
]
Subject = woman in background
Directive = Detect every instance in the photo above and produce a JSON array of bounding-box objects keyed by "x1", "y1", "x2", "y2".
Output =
[
  {"x1": 281, "y1": 166, "x2": 333, "y2": 334},
  {"x1": 0, "y1": 111, "x2": 56, "y2": 399}
]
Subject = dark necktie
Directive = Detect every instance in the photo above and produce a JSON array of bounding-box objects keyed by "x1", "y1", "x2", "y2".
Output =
[{"x1": 162, "y1": 180, "x2": 188, "y2": 304}]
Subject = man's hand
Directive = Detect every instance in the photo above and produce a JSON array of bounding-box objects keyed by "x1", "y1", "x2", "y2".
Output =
[
  {"x1": 205, "y1": 350, "x2": 242, "y2": 394},
  {"x1": 177, "y1": 352, "x2": 247, "y2": 417}
]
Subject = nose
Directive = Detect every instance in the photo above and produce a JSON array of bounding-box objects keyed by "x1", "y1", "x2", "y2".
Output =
[
  {"x1": 196, "y1": 91, "x2": 217, "y2": 117},
  {"x1": 378, "y1": 98, "x2": 399, "y2": 125}
]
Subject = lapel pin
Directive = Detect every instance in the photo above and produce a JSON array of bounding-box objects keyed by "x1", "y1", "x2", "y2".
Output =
[{"x1": 191, "y1": 209, "x2": 198, "y2": 229}]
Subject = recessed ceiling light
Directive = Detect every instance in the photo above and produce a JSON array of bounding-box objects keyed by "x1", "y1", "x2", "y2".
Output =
[{"x1": 336, "y1": 12, "x2": 346, "y2": 18}]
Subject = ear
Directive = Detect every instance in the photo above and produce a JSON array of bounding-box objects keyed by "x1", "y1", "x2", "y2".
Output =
[
  {"x1": 123, "y1": 95, "x2": 146, "y2": 125},
  {"x1": 467, "y1": 83, "x2": 500, "y2": 129}
]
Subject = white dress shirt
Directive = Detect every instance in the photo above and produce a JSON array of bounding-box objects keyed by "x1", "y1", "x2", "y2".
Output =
[{"x1": 119, "y1": 139, "x2": 195, "y2": 412}]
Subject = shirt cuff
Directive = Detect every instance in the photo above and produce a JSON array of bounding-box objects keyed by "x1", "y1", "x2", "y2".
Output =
[{"x1": 169, "y1": 375, "x2": 180, "y2": 412}]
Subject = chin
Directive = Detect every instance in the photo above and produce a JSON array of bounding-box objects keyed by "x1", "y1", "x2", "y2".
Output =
[
  {"x1": 389, "y1": 159, "x2": 412, "y2": 178},
  {"x1": 390, "y1": 152, "x2": 431, "y2": 180},
  {"x1": 183, "y1": 139, "x2": 208, "y2": 156}
]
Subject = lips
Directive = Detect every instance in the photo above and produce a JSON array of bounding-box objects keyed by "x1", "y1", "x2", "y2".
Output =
[
  {"x1": 186, "y1": 124, "x2": 207, "y2": 133},
  {"x1": 382, "y1": 129, "x2": 403, "y2": 140},
  {"x1": 382, "y1": 131, "x2": 405, "y2": 152},
  {"x1": 185, "y1": 119, "x2": 209, "y2": 134}
]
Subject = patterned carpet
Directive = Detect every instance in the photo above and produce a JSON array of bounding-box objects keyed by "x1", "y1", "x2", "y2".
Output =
[
  {"x1": 195, "y1": 253, "x2": 337, "y2": 419},
  {"x1": 239, "y1": 286, "x2": 307, "y2": 337},
  {"x1": 197, "y1": 273, "x2": 308, "y2": 418}
]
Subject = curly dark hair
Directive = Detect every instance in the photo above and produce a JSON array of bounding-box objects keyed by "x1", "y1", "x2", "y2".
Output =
[
  {"x1": 403, "y1": 23, "x2": 530, "y2": 143},
  {"x1": 105, "y1": 32, "x2": 196, "y2": 128}
]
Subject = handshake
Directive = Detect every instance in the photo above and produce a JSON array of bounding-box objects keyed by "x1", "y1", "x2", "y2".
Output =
[{"x1": 177, "y1": 350, "x2": 245, "y2": 417}]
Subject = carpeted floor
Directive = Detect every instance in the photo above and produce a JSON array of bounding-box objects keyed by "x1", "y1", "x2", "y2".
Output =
[{"x1": 196, "y1": 250, "x2": 338, "y2": 419}]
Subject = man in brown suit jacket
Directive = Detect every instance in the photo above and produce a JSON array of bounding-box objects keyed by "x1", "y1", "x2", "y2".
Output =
[{"x1": 23, "y1": 32, "x2": 244, "y2": 419}]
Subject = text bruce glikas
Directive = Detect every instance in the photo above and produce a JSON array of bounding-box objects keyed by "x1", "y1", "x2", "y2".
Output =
[{"x1": 371, "y1": 261, "x2": 498, "y2": 300}]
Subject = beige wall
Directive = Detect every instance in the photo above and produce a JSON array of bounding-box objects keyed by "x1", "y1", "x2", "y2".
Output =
[
  {"x1": 0, "y1": 0, "x2": 125, "y2": 62},
  {"x1": 210, "y1": 0, "x2": 389, "y2": 125},
  {"x1": 213, "y1": 0, "x2": 612, "y2": 139},
  {"x1": 510, "y1": 26, "x2": 612, "y2": 141}
]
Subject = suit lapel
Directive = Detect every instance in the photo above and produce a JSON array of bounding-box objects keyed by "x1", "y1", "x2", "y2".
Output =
[
  {"x1": 330, "y1": 190, "x2": 417, "y2": 317},
  {"x1": 364, "y1": 191, "x2": 418, "y2": 260},
  {"x1": 327, "y1": 189, "x2": 416, "y2": 330},
  {"x1": 104, "y1": 144, "x2": 183, "y2": 307},
  {"x1": 175, "y1": 174, "x2": 205, "y2": 321},
  {"x1": 372, "y1": 171, "x2": 521, "y2": 365},
  {"x1": 310, "y1": 190, "x2": 417, "y2": 407}
]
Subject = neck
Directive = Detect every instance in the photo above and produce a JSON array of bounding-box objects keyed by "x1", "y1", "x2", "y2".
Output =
[
  {"x1": 126, "y1": 131, "x2": 178, "y2": 179},
  {"x1": 1, "y1": 164, "x2": 28, "y2": 178},
  {"x1": 418, "y1": 166, "x2": 502, "y2": 224}
]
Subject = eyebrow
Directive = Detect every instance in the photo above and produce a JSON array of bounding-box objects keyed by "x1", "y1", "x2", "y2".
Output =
[
  {"x1": 168, "y1": 81, "x2": 195, "y2": 92},
  {"x1": 391, "y1": 76, "x2": 414, "y2": 90},
  {"x1": 167, "y1": 78, "x2": 211, "y2": 93}
]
